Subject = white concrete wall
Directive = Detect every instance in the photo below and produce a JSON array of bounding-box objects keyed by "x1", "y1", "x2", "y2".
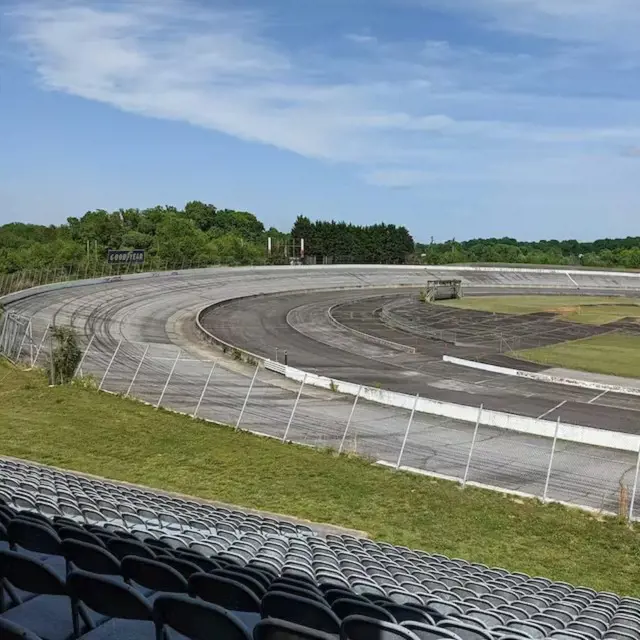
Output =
[
  {"x1": 442, "y1": 355, "x2": 640, "y2": 397},
  {"x1": 265, "y1": 361, "x2": 640, "y2": 453}
]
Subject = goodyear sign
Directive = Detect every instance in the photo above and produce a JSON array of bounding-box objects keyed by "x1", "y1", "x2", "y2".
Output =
[{"x1": 107, "y1": 250, "x2": 145, "y2": 265}]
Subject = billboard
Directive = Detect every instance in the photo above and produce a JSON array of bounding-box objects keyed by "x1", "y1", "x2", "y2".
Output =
[{"x1": 107, "y1": 249, "x2": 145, "y2": 265}]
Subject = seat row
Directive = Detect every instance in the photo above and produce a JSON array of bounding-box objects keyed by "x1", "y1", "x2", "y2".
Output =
[{"x1": 1, "y1": 459, "x2": 639, "y2": 640}]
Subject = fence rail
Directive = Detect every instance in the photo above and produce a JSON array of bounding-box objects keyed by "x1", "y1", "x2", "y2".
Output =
[{"x1": 1, "y1": 307, "x2": 639, "y2": 522}]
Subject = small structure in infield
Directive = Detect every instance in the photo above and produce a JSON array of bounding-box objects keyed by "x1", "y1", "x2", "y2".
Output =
[{"x1": 423, "y1": 279, "x2": 463, "y2": 302}]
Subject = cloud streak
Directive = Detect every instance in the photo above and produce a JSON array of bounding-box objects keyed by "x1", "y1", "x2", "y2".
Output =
[{"x1": 7, "y1": 0, "x2": 640, "y2": 192}]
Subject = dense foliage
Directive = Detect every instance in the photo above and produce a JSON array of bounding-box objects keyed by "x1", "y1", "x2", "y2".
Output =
[
  {"x1": 0, "y1": 202, "x2": 280, "y2": 272},
  {"x1": 0, "y1": 204, "x2": 416, "y2": 273},
  {"x1": 416, "y1": 237, "x2": 640, "y2": 269},
  {"x1": 2, "y1": 200, "x2": 640, "y2": 274},
  {"x1": 291, "y1": 216, "x2": 415, "y2": 264}
]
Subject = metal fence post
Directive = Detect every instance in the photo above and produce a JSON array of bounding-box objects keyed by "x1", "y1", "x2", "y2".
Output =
[
  {"x1": 628, "y1": 441, "x2": 640, "y2": 522},
  {"x1": 462, "y1": 404, "x2": 483, "y2": 488},
  {"x1": 156, "y1": 349, "x2": 181, "y2": 408},
  {"x1": 339, "y1": 385, "x2": 363, "y2": 454},
  {"x1": 396, "y1": 394, "x2": 420, "y2": 469},
  {"x1": 193, "y1": 361, "x2": 218, "y2": 419},
  {"x1": 543, "y1": 417, "x2": 561, "y2": 503},
  {"x1": 28, "y1": 320, "x2": 34, "y2": 366},
  {"x1": 33, "y1": 323, "x2": 50, "y2": 366},
  {"x1": 0, "y1": 312, "x2": 9, "y2": 353},
  {"x1": 74, "y1": 334, "x2": 95, "y2": 379},
  {"x1": 99, "y1": 340, "x2": 122, "y2": 391},
  {"x1": 126, "y1": 344, "x2": 150, "y2": 397},
  {"x1": 282, "y1": 374, "x2": 307, "y2": 442},
  {"x1": 16, "y1": 320, "x2": 31, "y2": 362},
  {"x1": 236, "y1": 363, "x2": 260, "y2": 430}
]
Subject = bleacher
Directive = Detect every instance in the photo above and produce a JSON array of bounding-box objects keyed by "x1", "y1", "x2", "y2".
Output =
[{"x1": 0, "y1": 459, "x2": 638, "y2": 640}]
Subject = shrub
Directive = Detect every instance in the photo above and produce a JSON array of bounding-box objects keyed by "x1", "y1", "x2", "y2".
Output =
[{"x1": 50, "y1": 326, "x2": 82, "y2": 385}]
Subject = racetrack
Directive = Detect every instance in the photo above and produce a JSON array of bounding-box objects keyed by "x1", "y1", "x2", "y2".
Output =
[
  {"x1": 201, "y1": 287, "x2": 640, "y2": 433},
  {"x1": 3, "y1": 265, "x2": 640, "y2": 517}
]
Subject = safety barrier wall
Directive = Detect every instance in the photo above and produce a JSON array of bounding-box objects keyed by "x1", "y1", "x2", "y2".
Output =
[
  {"x1": 264, "y1": 360, "x2": 640, "y2": 453},
  {"x1": 326, "y1": 302, "x2": 416, "y2": 354},
  {"x1": 442, "y1": 355, "x2": 640, "y2": 397}
]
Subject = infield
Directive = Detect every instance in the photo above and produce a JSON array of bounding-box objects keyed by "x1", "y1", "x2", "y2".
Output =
[
  {"x1": 438, "y1": 295, "x2": 640, "y2": 325},
  {"x1": 513, "y1": 332, "x2": 640, "y2": 379}
]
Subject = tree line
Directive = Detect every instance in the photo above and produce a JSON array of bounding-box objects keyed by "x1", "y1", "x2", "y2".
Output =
[
  {"x1": 0, "y1": 202, "x2": 281, "y2": 273},
  {"x1": 2, "y1": 200, "x2": 640, "y2": 274},
  {"x1": 291, "y1": 216, "x2": 415, "y2": 264},
  {"x1": 0, "y1": 203, "x2": 416, "y2": 274},
  {"x1": 416, "y1": 237, "x2": 640, "y2": 269}
]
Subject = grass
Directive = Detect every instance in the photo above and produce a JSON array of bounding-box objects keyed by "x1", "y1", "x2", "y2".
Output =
[
  {"x1": 438, "y1": 295, "x2": 640, "y2": 325},
  {"x1": 1, "y1": 359, "x2": 639, "y2": 595},
  {"x1": 513, "y1": 332, "x2": 640, "y2": 379}
]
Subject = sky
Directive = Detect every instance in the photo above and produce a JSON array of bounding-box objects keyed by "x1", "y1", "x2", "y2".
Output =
[{"x1": 1, "y1": 0, "x2": 639, "y2": 242}]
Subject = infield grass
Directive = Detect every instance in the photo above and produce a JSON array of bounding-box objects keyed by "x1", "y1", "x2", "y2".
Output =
[
  {"x1": 513, "y1": 332, "x2": 640, "y2": 379},
  {"x1": 438, "y1": 295, "x2": 640, "y2": 325},
  {"x1": 1, "y1": 358, "x2": 639, "y2": 595}
]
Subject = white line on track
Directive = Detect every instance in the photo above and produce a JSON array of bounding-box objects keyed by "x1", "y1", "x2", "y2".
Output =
[
  {"x1": 588, "y1": 389, "x2": 609, "y2": 404},
  {"x1": 537, "y1": 400, "x2": 567, "y2": 419},
  {"x1": 566, "y1": 273, "x2": 580, "y2": 288}
]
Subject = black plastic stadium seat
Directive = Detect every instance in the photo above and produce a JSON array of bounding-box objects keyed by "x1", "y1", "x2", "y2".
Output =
[
  {"x1": 120, "y1": 555, "x2": 188, "y2": 596},
  {"x1": 61, "y1": 539, "x2": 122, "y2": 579},
  {"x1": 341, "y1": 615, "x2": 422, "y2": 640},
  {"x1": 400, "y1": 622, "x2": 462, "y2": 640},
  {"x1": 254, "y1": 618, "x2": 339, "y2": 640},
  {"x1": 67, "y1": 569, "x2": 155, "y2": 638},
  {"x1": 153, "y1": 593, "x2": 253, "y2": 640},
  {"x1": 0, "y1": 550, "x2": 95, "y2": 640},
  {"x1": 332, "y1": 597, "x2": 396, "y2": 623},
  {"x1": 0, "y1": 617, "x2": 44, "y2": 640},
  {"x1": 261, "y1": 590, "x2": 341, "y2": 635}
]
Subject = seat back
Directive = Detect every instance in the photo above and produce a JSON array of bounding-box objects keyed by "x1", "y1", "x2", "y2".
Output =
[
  {"x1": 400, "y1": 622, "x2": 460, "y2": 640},
  {"x1": 0, "y1": 549, "x2": 66, "y2": 597},
  {"x1": 67, "y1": 569, "x2": 153, "y2": 620},
  {"x1": 189, "y1": 573, "x2": 261, "y2": 612},
  {"x1": 0, "y1": 617, "x2": 44, "y2": 640},
  {"x1": 173, "y1": 549, "x2": 221, "y2": 573},
  {"x1": 341, "y1": 615, "x2": 421, "y2": 640},
  {"x1": 262, "y1": 590, "x2": 341, "y2": 635},
  {"x1": 107, "y1": 537, "x2": 156, "y2": 560},
  {"x1": 384, "y1": 604, "x2": 434, "y2": 625},
  {"x1": 156, "y1": 555, "x2": 203, "y2": 580},
  {"x1": 61, "y1": 539, "x2": 121, "y2": 576},
  {"x1": 8, "y1": 519, "x2": 62, "y2": 555},
  {"x1": 254, "y1": 618, "x2": 338, "y2": 640},
  {"x1": 269, "y1": 581, "x2": 323, "y2": 602},
  {"x1": 213, "y1": 568, "x2": 267, "y2": 597},
  {"x1": 153, "y1": 593, "x2": 252, "y2": 640},
  {"x1": 58, "y1": 526, "x2": 105, "y2": 547},
  {"x1": 121, "y1": 556, "x2": 188, "y2": 593},
  {"x1": 437, "y1": 620, "x2": 494, "y2": 640},
  {"x1": 333, "y1": 598, "x2": 396, "y2": 623}
]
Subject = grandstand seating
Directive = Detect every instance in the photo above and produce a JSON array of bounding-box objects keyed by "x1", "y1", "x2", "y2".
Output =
[{"x1": 0, "y1": 458, "x2": 639, "y2": 639}]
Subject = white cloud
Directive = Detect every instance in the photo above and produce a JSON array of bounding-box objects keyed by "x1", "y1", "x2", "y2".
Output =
[
  {"x1": 421, "y1": 0, "x2": 640, "y2": 52},
  {"x1": 7, "y1": 0, "x2": 640, "y2": 197}
]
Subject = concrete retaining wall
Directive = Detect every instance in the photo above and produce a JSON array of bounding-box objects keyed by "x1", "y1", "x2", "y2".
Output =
[
  {"x1": 443, "y1": 355, "x2": 640, "y2": 397},
  {"x1": 264, "y1": 361, "x2": 640, "y2": 452}
]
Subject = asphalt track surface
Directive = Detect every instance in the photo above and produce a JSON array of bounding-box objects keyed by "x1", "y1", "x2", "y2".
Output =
[
  {"x1": 202, "y1": 287, "x2": 640, "y2": 433},
  {"x1": 4, "y1": 266, "x2": 640, "y2": 517}
]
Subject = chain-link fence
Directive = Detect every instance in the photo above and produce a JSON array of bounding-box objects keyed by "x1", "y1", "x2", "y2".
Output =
[{"x1": 3, "y1": 309, "x2": 639, "y2": 522}]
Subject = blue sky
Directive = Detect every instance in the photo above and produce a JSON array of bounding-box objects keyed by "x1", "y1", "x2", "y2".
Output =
[{"x1": 1, "y1": 0, "x2": 639, "y2": 242}]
